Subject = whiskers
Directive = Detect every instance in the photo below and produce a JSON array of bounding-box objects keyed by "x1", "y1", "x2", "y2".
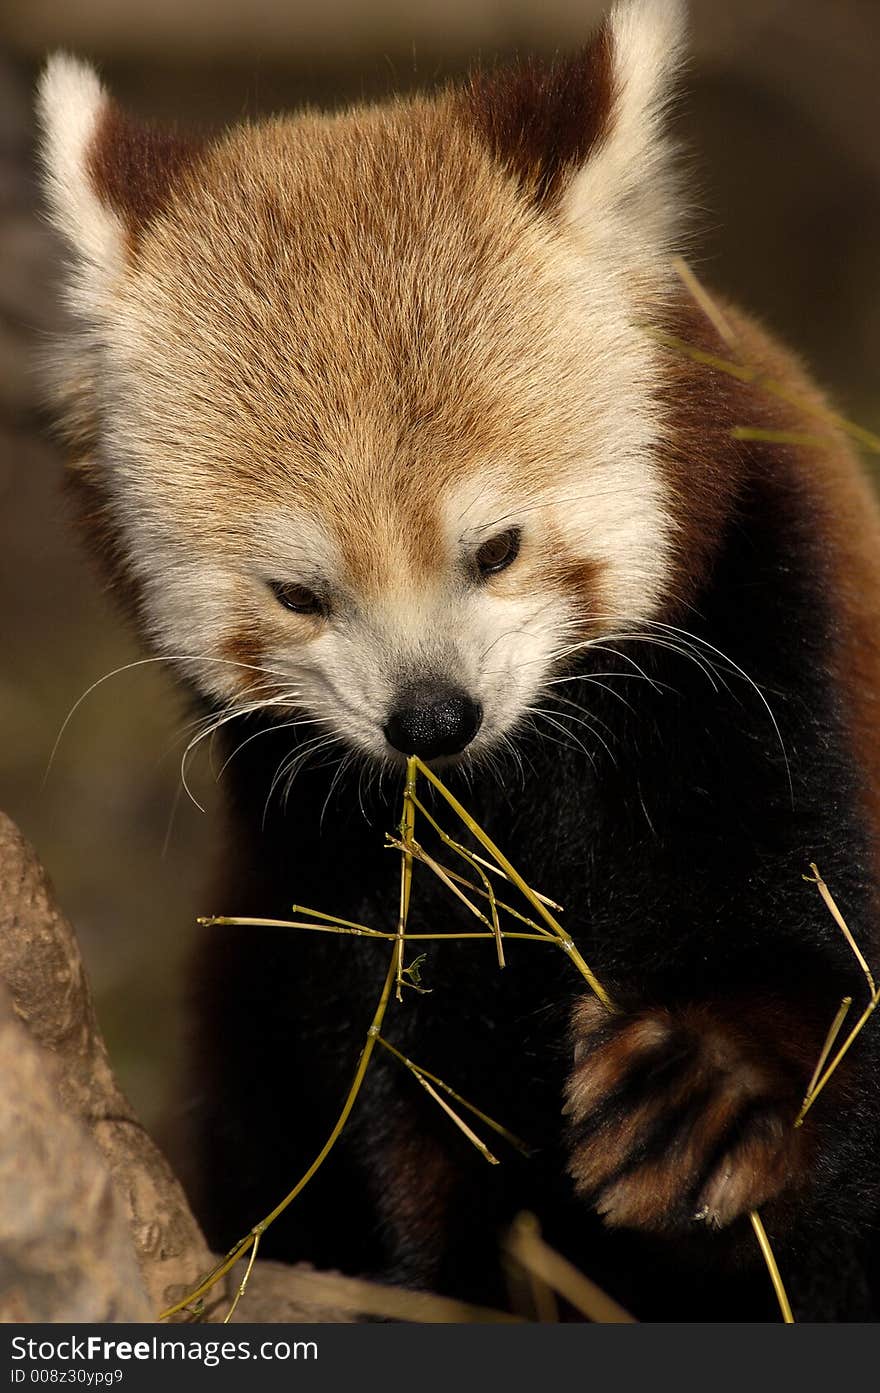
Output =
[
  {"x1": 47, "y1": 650, "x2": 352, "y2": 827},
  {"x1": 45, "y1": 652, "x2": 297, "y2": 787},
  {"x1": 173, "y1": 682, "x2": 351, "y2": 823},
  {"x1": 539, "y1": 617, "x2": 793, "y2": 800},
  {"x1": 178, "y1": 689, "x2": 288, "y2": 812},
  {"x1": 523, "y1": 706, "x2": 600, "y2": 769},
  {"x1": 48, "y1": 615, "x2": 794, "y2": 845}
]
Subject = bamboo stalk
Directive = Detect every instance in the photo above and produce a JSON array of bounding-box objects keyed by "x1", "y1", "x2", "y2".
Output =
[
  {"x1": 394, "y1": 762, "x2": 417, "y2": 1000},
  {"x1": 411, "y1": 758, "x2": 615, "y2": 1012},
  {"x1": 672, "y1": 256, "x2": 740, "y2": 348},
  {"x1": 804, "y1": 864, "x2": 876, "y2": 998},
  {"x1": 376, "y1": 1035, "x2": 531, "y2": 1156},
  {"x1": 506, "y1": 1214, "x2": 635, "y2": 1324},
  {"x1": 749, "y1": 1212, "x2": 794, "y2": 1324},
  {"x1": 731, "y1": 427, "x2": 832, "y2": 449},
  {"x1": 794, "y1": 996, "x2": 852, "y2": 1128},
  {"x1": 200, "y1": 915, "x2": 552, "y2": 945},
  {"x1": 647, "y1": 327, "x2": 880, "y2": 455},
  {"x1": 222, "y1": 1228, "x2": 261, "y2": 1325}
]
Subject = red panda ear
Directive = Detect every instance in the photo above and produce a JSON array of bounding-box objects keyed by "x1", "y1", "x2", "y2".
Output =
[
  {"x1": 461, "y1": 0, "x2": 686, "y2": 267},
  {"x1": 36, "y1": 54, "x2": 202, "y2": 311},
  {"x1": 462, "y1": 28, "x2": 616, "y2": 210}
]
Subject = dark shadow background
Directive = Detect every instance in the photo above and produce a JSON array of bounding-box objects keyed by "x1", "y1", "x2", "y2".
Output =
[{"x1": 1, "y1": 0, "x2": 878, "y2": 1132}]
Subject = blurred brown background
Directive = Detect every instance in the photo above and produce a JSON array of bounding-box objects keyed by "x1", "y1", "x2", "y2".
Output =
[{"x1": 1, "y1": 0, "x2": 878, "y2": 1132}]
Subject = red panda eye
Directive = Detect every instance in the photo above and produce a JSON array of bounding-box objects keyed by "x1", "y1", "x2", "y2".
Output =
[
  {"x1": 475, "y1": 527, "x2": 521, "y2": 578},
  {"x1": 268, "y1": 581, "x2": 325, "y2": 616}
]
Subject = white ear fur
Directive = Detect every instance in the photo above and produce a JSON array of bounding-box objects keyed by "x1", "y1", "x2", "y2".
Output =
[
  {"x1": 36, "y1": 53, "x2": 125, "y2": 307},
  {"x1": 563, "y1": 0, "x2": 687, "y2": 267}
]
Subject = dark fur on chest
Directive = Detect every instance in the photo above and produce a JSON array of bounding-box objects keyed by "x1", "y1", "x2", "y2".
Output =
[{"x1": 185, "y1": 461, "x2": 880, "y2": 1322}]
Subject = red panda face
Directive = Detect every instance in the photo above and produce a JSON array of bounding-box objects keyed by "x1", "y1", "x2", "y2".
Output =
[{"x1": 38, "y1": 1, "x2": 685, "y2": 765}]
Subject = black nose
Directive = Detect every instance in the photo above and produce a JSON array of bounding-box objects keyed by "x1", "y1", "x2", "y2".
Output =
[{"x1": 383, "y1": 683, "x2": 483, "y2": 760}]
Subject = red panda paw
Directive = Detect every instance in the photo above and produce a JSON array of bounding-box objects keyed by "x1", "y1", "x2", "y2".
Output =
[{"x1": 563, "y1": 997, "x2": 810, "y2": 1233}]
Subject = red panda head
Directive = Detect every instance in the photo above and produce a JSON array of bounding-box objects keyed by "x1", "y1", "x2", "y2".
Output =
[{"x1": 38, "y1": 0, "x2": 686, "y2": 765}]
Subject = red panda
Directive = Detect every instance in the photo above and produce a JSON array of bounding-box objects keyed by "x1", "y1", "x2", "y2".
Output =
[{"x1": 37, "y1": 0, "x2": 880, "y2": 1320}]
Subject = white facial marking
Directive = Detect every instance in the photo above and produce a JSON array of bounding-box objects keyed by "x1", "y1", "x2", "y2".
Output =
[
  {"x1": 256, "y1": 508, "x2": 344, "y2": 588},
  {"x1": 439, "y1": 472, "x2": 578, "y2": 735}
]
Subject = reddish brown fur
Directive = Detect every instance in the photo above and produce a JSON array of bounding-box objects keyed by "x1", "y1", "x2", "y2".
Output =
[
  {"x1": 459, "y1": 27, "x2": 616, "y2": 209},
  {"x1": 220, "y1": 624, "x2": 269, "y2": 677},
  {"x1": 721, "y1": 313, "x2": 880, "y2": 883},
  {"x1": 656, "y1": 293, "x2": 880, "y2": 883},
  {"x1": 565, "y1": 998, "x2": 818, "y2": 1232},
  {"x1": 551, "y1": 557, "x2": 610, "y2": 629},
  {"x1": 373, "y1": 1117, "x2": 458, "y2": 1256},
  {"x1": 88, "y1": 103, "x2": 205, "y2": 248}
]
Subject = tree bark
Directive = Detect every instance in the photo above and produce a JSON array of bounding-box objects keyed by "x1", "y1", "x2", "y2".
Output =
[{"x1": 0, "y1": 811, "x2": 346, "y2": 1323}]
